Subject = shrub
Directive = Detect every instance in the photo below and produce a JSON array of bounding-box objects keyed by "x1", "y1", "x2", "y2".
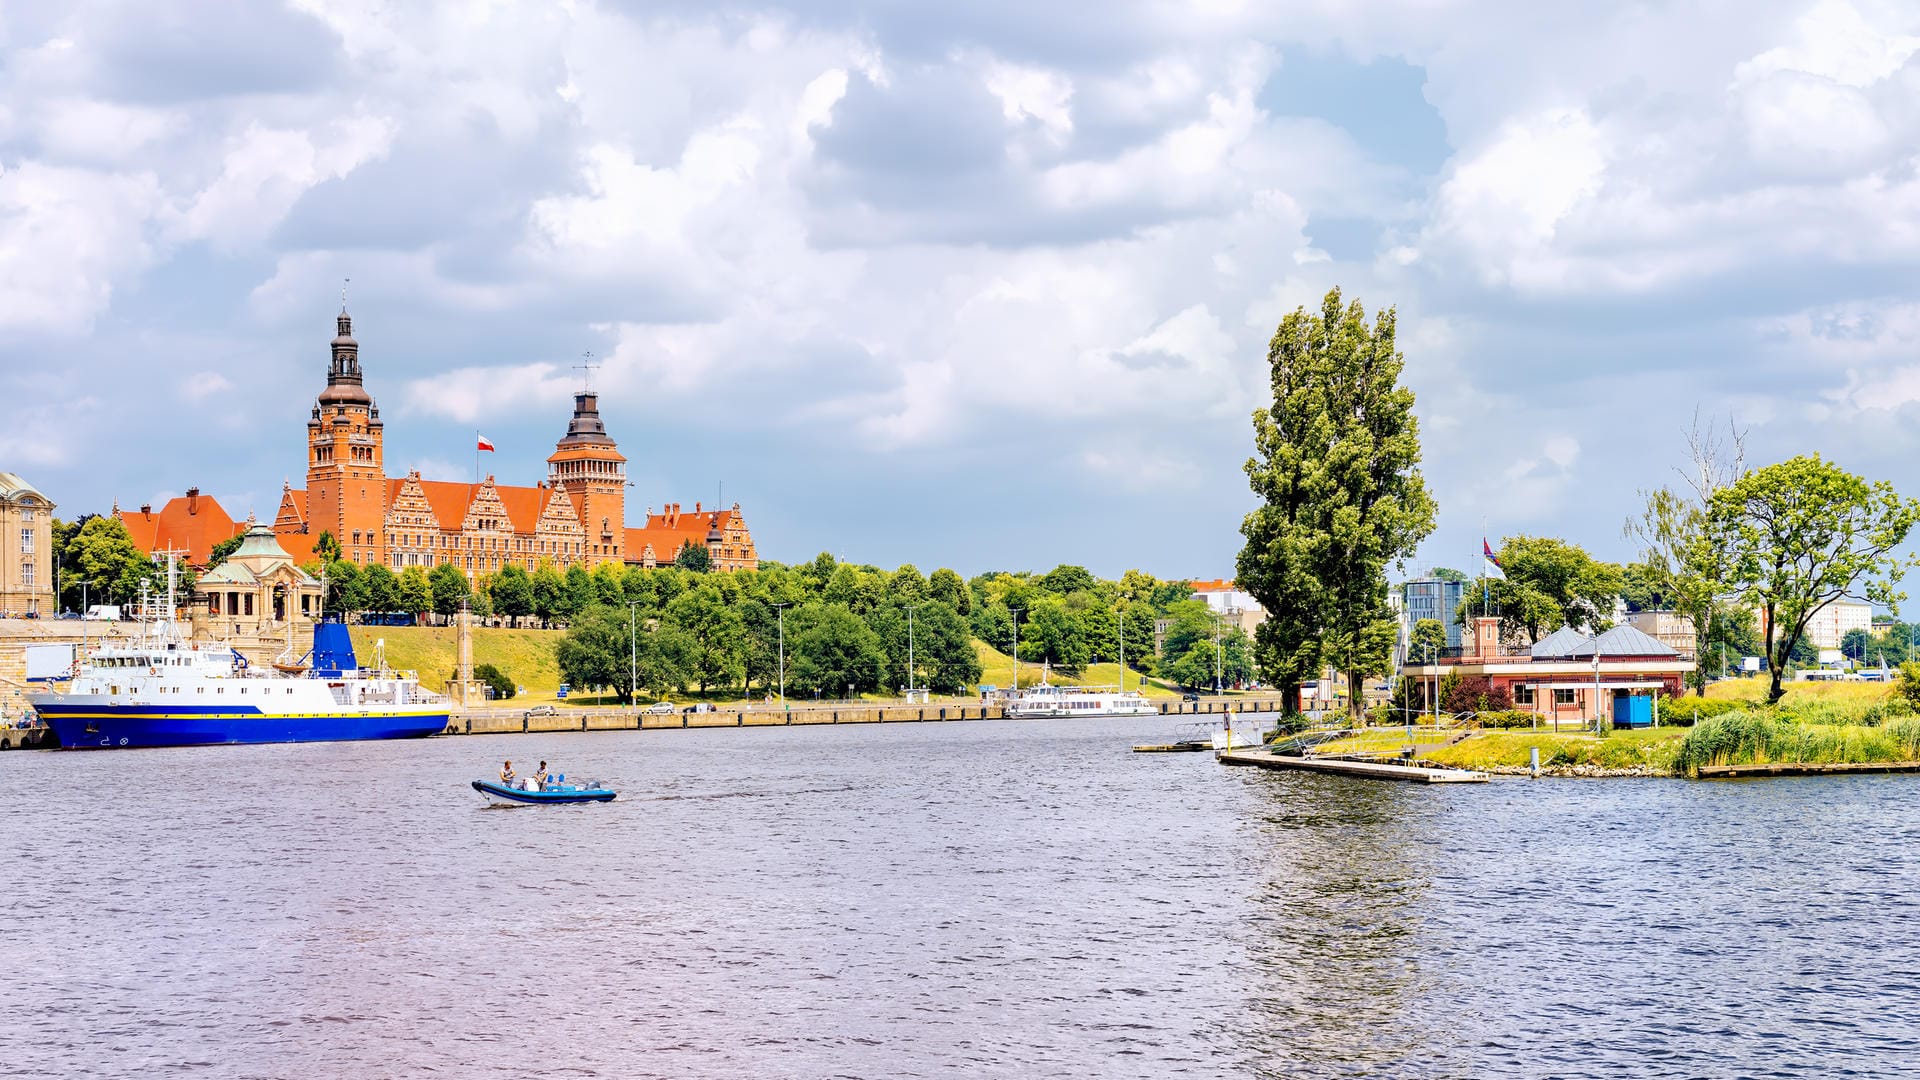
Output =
[
  {"x1": 1655, "y1": 695, "x2": 1745, "y2": 727},
  {"x1": 1898, "y1": 663, "x2": 1920, "y2": 710},
  {"x1": 1442, "y1": 674, "x2": 1512, "y2": 715},
  {"x1": 1477, "y1": 710, "x2": 1539, "y2": 729},
  {"x1": 474, "y1": 662, "x2": 515, "y2": 700}
]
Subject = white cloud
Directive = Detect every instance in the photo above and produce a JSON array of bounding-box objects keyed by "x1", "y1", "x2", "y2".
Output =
[
  {"x1": 170, "y1": 115, "x2": 395, "y2": 250},
  {"x1": 0, "y1": 162, "x2": 161, "y2": 335}
]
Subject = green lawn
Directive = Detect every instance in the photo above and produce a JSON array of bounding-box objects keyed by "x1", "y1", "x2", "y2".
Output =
[
  {"x1": 971, "y1": 641, "x2": 1180, "y2": 698},
  {"x1": 1424, "y1": 728, "x2": 1688, "y2": 773},
  {"x1": 350, "y1": 625, "x2": 564, "y2": 701}
]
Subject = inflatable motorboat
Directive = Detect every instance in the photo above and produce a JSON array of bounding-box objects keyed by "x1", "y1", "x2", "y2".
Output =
[{"x1": 472, "y1": 777, "x2": 616, "y2": 804}]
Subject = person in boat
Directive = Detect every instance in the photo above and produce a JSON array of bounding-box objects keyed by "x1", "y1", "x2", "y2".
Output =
[
  {"x1": 499, "y1": 760, "x2": 515, "y2": 786},
  {"x1": 534, "y1": 761, "x2": 549, "y2": 790}
]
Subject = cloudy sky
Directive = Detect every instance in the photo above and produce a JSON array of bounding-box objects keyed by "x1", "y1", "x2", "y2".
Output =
[{"x1": 4, "y1": 0, "x2": 1919, "y2": 580}]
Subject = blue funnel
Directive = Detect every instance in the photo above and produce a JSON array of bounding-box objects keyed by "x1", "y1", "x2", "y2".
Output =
[{"x1": 311, "y1": 620, "x2": 358, "y2": 678}]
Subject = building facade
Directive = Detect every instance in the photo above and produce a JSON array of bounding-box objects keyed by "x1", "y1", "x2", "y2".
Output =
[
  {"x1": 1793, "y1": 600, "x2": 1874, "y2": 652},
  {"x1": 272, "y1": 307, "x2": 756, "y2": 577},
  {"x1": 1403, "y1": 576, "x2": 1466, "y2": 649},
  {"x1": 1400, "y1": 617, "x2": 1693, "y2": 726},
  {"x1": 0, "y1": 473, "x2": 55, "y2": 616},
  {"x1": 193, "y1": 521, "x2": 323, "y2": 640},
  {"x1": 1623, "y1": 610, "x2": 1698, "y2": 658}
]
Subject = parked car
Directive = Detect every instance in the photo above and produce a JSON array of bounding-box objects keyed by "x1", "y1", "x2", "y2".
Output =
[
  {"x1": 644, "y1": 701, "x2": 678, "y2": 714},
  {"x1": 682, "y1": 703, "x2": 715, "y2": 715},
  {"x1": 524, "y1": 704, "x2": 558, "y2": 719},
  {"x1": 1181, "y1": 691, "x2": 1201, "y2": 702},
  {"x1": 83, "y1": 605, "x2": 121, "y2": 621}
]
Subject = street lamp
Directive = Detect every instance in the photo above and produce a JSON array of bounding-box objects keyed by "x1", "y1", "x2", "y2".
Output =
[
  {"x1": 1010, "y1": 608, "x2": 1024, "y2": 692},
  {"x1": 771, "y1": 601, "x2": 791, "y2": 709},
  {"x1": 626, "y1": 600, "x2": 644, "y2": 714},
  {"x1": 905, "y1": 601, "x2": 926, "y2": 698}
]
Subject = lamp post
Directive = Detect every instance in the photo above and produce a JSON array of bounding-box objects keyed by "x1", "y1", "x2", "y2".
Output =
[
  {"x1": 626, "y1": 600, "x2": 643, "y2": 714},
  {"x1": 905, "y1": 601, "x2": 926, "y2": 698},
  {"x1": 1010, "y1": 608, "x2": 1024, "y2": 693},
  {"x1": 772, "y1": 601, "x2": 791, "y2": 709}
]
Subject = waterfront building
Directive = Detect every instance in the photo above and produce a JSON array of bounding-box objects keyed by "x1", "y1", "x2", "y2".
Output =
[
  {"x1": 193, "y1": 520, "x2": 323, "y2": 639},
  {"x1": 118, "y1": 487, "x2": 244, "y2": 568},
  {"x1": 0, "y1": 473, "x2": 55, "y2": 617},
  {"x1": 1403, "y1": 575, "x2": 1466, "y2": 649},
  {"x1": 1781, "y1": 599, "x2": 1873, "y2": 652},
  {"x1": 1189, "y1": 578, "x2": 1265, "y2": 637},
  {"x1": 1401, "y1": 616, "x2": 1693, "y2": 726},
  {"x1": 269, "y1": 306, "x2": 756, "y2": 577},
  {"x1": 1623, "y1": 610, "x2": 1697, "y2": 658}
]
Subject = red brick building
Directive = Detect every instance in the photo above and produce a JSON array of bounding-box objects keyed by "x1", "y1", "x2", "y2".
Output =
[
  {"x1": 267, "y1": 306, "x2": 756, "y2": 577},
  {"x1": 1402, "y1": 616, "x2": 1694, "y2": 726}
]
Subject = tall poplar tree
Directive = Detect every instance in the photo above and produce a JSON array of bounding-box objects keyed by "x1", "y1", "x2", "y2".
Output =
[{"x1": 1238, "y1": 287, "x2": 1435, "y2": 716}]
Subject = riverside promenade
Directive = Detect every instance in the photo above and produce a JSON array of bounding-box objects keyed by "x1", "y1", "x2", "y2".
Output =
[{"x1": 448, "y1": 695, "x2": 1291, "y2": 736}]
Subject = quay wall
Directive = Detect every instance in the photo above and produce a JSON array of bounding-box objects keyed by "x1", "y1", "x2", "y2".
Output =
[{"x1": 446, "y1": 696, "x2": 1293, "y2": 736}]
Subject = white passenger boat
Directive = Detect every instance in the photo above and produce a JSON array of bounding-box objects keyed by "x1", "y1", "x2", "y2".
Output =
[{"x1": 1004, "y1": 681, "x2": 1158, "y2": 719}]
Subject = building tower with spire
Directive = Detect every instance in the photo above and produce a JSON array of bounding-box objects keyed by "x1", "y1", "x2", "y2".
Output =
[
  {"x1": 300, "y1": 305, "x2": 389, "y2": 565},
  {"x1": 546, "y1": 384, "x2": 627, "y2": 564}
]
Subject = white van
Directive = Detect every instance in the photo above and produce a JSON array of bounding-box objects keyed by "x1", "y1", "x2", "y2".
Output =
[{"x1": 82, "y1": 605, "x2": 121, "y2": 621}]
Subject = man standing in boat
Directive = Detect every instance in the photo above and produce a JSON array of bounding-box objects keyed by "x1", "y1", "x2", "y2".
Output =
[{"x1": 500, "y1": 760, "x2": 514, "y2": 787}]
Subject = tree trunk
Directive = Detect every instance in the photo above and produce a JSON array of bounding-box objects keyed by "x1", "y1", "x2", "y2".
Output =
[{"x1": 1347, "y1": 670, "x2": 1365, "y2": 721}]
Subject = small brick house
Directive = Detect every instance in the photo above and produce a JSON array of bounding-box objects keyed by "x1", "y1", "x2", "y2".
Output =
[{"x1": 1403, "y1": 616, "x2": 1694, "y2": 726}]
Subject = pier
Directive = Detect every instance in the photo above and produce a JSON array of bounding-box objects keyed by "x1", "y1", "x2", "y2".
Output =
[{"x1": 1217, "y1": 746, "x2": 1490, "y2": 783}]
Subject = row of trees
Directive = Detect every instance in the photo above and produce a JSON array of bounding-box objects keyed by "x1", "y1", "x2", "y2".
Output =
[{"x1": 551, "y1": 557, "x2": 1248, "y2": 701}]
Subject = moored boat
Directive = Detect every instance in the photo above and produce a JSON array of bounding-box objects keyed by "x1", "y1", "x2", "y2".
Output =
[
  {"x1": 1005, "y1": 680, "x2": 1158, "y2": 719},
  {"x1": 28, "y1": 556, "x2": 449, "y2": 750}
]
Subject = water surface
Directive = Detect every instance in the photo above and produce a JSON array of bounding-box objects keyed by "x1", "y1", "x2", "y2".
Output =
[{"x1": 4, "y1": 717, "x2": 1918, "y2": 1078}]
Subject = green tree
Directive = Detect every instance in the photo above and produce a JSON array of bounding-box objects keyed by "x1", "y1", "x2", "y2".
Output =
[
  {"x1": 397, "y1": 566, "x2": 432, "y2": 618},
  {"x1": 206, "y1": 533, "x2": 245, "y2": 570},
  {"x1": 473, "y1": 663, "x2": 515, "y2": 700},
  {"x1": 556, "y1": 604, "x2": 634, "y2": 702},
  {"x1": 1618, "y1": 560, "x2": 1672, "y2": 613},
  {"x1": 1626, "y1": 419, "x2": 1749, "y2": 694},
  {"x1": 622, "y1": 564, "x2": 658, "y2": 609},
  {"x1": 314, "y1": 529, "x2": 341, "y2": 563},
  {"x1": 562, "y1": 564, "x2": 596, "y2": 621},
  {"x1": 325, "y1": 559, "x2": 369, "y2": 615},
  {"x1": 1120, "y1": 601, "x2": 1158, "y2": 671},
  {"x1": 1159, "y1": 600, "x2": 1247, "y2": 689},
  {"x1": 532, "y1": 562, "x2": 566, "y2": 626},
  {"x1": 928, "y1": 567, "x2": 969, "y2": 613},
  {"x1": 1707, "y1": 455, "x2": 1920, "y2": 703},
  {"x1": 1021, "y1": 596, "x2": 1090, "y2": 671},
  {"x1": 665, "y1": 584, "x2": 748, "y2": 693},
  {"x1": 888, "y1": 564, "x2": 928, "y2": 605},
  {"x1": 1238, "y1": 287, "x2": 1436, "y2": 716},
  {"x1": 428, "y1": 562, "x2": 470, "y2": 618},
  {"x1": 1429, "y1": 566, "x2": 1469, "y2": 583},
  {"x1": 1483, "y1": 536, "x2": 1623, "y2": 639},
  {"x1": 591, "y1": 562, "x2": 625, "y2": 607},
  {"x1": 1410, "y1": 618, "x2": 1447, "y2": 658},
  {"x1": 789, "y1": 603, "x2": 887, "y2": 697},
  {"x1": 490, "y1": 564, "x2": 535, "y2": 623},
  {"x1": 468, "y1": 577, "x2": 494, "y2": 619},
  {"x1": 1041, "y1": 564, "x2": 1098, "y2": 596},
  {"x1": 70, "y1": 515, "x2": 160, "y2": 606},
  {"x1": 363, "y1": 563, "x2": 399, "y2": 613},
  {"x1": 908, "y1": 601, "x2": 982, "y2": 693},
  {"x1": 1841, "y1": 627, "x2": 1873, "y2": 663},
  {"x1": 674, "y1": 540, "x2": 712, "y2": 573}
]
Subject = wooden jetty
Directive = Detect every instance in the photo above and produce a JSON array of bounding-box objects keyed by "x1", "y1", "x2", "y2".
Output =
[
  {"x1": 1217, "y1": 747, "x2": 1489, "y2": 783},
  {"x1": 1698, "y1": 760, "x2": 1920, "y2": 779}
]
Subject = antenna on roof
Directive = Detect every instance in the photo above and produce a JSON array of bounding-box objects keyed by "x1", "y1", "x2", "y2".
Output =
[
  {"x1": 341, "y1": 277, "x2": 350, "y2": 312},
  {"x1": 574, "y1": 350, "x2": 598, "y2": 394}
]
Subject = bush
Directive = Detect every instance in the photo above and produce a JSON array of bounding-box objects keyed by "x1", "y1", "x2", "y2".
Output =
[
  {"x1": 1476, "y1": 710, "x2": 1539, "y2": 729},
  {"x1": 474, "y1": 663, "x2": 515, "y2": 701},
  {"x1": 1441, "y1": 674, "x2": 1512, "y2": 715},
  {"x1": 1899, "y1": 663, "x2": 1920, "y2": 710},
  {"x1": 1676, "y1": 709, "x2": 1920, "y2": 774},
  {"x1": 1654, "y1": 695, "x2": 1745, "y2": 727}
]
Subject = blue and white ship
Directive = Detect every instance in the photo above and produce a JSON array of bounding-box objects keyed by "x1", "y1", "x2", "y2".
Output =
[{"x1": 28, "y1": 560, "x2": 449, "y2": 750}]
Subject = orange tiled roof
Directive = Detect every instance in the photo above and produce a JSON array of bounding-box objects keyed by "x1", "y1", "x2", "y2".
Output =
[
  {"x1": 627, "y1": 505, "x2": 735, "y2": 561},
  {"x1": 495, "y1": 483, "x2": 552, "y2": 534},
  {"x1": 117, "y1": 492, "x2": 245, "y2": 567},
  {"x1": 1190, "y1": 578, "x2": 1236, "y2": 592},
  {"x1": 284, "y1": 488, "x2": 307, "y2": 525}
]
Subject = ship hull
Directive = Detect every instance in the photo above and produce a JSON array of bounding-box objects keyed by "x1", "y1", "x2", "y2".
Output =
[{"x1": 33, "y1": 703, "x2": 450, "y2": 750}]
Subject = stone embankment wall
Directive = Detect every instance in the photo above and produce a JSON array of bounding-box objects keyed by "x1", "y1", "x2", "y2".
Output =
[{"x1": 448, "y1": 696, "x2": 1293, "y2": 736}]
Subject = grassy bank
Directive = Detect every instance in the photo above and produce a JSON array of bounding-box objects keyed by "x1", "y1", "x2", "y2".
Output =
[
  {"x1": 971, "y1": 642, "x2": 1180, "y2": 698},
  {"x1": 349, "y1": 626, "x2": 564, "y2": 699},
  {"x1": 1704, "y1": 675, "x2": 1895, "y2": 708},
  {"x1": 1675, "y1": 713, "x2": 1920, "y2": 774},
  {"x1": 1423, "y1": 728, "x2": 1688, "y2": 774}
]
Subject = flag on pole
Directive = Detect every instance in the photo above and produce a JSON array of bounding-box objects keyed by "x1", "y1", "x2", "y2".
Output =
[
  {"x1": 1482, "y1": 538, "x2": 1506, "y2": 580},
  {"x1": 477, "y1": 434, "x2": 495, "y2": 452}
]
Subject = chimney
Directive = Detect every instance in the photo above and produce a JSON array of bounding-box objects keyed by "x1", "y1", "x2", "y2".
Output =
[
  {"x1": 1472, "y1": 616, "x2": 1501, "y2": 660},
  {"x1": 695, "y1": 501, "x2": 702, "y2": 513},
  {"x1": 141, "y1": 504, "x2": 152, "y2": 518},
  {"x1": 187, "y1": 486, "x2": 200, "y2": 514}
]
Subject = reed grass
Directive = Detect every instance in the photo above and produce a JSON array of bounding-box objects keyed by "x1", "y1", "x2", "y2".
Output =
[{"x1": 1674, "y1": 711, "x2": 1920, "y2": 774}]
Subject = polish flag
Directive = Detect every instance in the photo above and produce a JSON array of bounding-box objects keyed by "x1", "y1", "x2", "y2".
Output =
[{"x1": 477, "y1": 434, "x2": 495, "y2": 452}]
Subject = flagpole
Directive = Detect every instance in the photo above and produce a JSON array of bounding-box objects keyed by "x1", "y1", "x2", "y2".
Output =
[{"x1": 474, "y1": 430, "x2": 479, "y2": 486}]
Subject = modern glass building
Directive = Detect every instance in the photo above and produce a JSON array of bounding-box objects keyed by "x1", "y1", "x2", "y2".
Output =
[{"x1": 1403, "y1": 577, "x2": 1466, "y2": 649}]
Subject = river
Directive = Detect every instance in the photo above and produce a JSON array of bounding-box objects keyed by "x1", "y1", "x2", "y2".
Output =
[{"x1": 4, "y1": 715, "x2": 1918, "y2": 1078}]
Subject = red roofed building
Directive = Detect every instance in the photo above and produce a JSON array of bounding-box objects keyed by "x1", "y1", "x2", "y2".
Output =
[
  {"x1": 265, "y1": 305, "x2": 757, "y2": 577},
  {"x1": 625, "y1": 502, "x2": 757, "y2": 571},
  {"x1": 116, "y1": 487, "x2": 248, "y2": 568}
]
